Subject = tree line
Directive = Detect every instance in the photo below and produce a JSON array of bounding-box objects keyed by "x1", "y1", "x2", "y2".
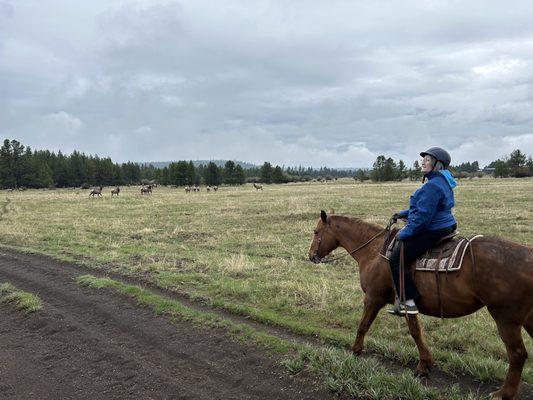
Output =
[
  {"x1": 0, "y1": 139, "x2": 351, "y2": 188},
  {"x1": 360, "y1": 149, "x2": 533, "y2": 182},
  {"x1": 0, "y1": 138, "x2": 531, "y2": 188},
  {"x1": 487, "y1": 149, "x2": 533, "y2": 178}
]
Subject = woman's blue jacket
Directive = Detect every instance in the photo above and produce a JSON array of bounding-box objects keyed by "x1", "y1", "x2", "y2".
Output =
[{"x1": 397, "y1": 170, "x2": 457, "y2": 240}]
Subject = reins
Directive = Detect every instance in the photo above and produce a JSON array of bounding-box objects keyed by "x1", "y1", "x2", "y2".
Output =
[{"x1": 318, "y1": 218, "x2": 396, "y2": 264}]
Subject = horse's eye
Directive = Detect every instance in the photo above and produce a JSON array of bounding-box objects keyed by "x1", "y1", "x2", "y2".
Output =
[{"x1": 314, "y1": 230, "x2": 319, "y2": 235}]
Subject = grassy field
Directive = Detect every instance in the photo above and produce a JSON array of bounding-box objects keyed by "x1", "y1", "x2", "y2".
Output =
[{"x1": 0, "y1": 178, "x2": 531, "y2": 384}]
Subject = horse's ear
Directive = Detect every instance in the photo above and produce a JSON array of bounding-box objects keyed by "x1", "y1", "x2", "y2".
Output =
[{"x1": 320, "y1": 210, "x2": 327, "y2": 222}]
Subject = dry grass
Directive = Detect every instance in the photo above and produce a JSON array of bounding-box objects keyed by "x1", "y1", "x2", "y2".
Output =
[{"x1": 0, "y1": 178, "x2": 531, "y2": 382}]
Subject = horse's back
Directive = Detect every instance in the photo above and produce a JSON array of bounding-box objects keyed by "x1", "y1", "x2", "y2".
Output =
[{"x1": 474, "y1": 236, "x2": 532, "y2": 272}]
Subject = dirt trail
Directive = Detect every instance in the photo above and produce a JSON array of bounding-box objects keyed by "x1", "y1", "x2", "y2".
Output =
[
  {"x1": 1, "y1": 249, "x2": 532, "y2": 400},
  {"x1": 0, "y1": 250, "x2": 330, "y2": 400}
]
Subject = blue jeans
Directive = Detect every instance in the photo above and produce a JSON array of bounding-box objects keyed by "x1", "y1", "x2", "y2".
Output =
[{"x1": 389, "y1": 224, "x2": 457, "y2": 301}]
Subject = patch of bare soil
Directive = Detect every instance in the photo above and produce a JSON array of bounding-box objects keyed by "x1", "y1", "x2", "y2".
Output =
[
  {"x1": 0, "y1": 250, "x2": 330, "y2": 400},
  {"x1": 1, "y1": 249, "x2": 532, "y2": 400}
]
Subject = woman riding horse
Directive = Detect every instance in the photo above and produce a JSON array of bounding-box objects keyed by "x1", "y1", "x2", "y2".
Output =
[{"x1": 388, "y1": 147, "x2": 457, "y2": 316}]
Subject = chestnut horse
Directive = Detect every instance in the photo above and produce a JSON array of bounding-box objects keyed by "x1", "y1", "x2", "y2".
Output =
[{"x1": 308, "y1": 211, "x2": 533, "y2": 400}]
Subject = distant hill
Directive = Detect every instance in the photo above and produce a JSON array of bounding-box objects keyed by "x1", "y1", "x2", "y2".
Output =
[{"x1": 141, "y1": 160, "x2": 259, "y2": 169}]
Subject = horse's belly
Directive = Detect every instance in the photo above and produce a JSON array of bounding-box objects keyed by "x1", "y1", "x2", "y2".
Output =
[{"x1": 414, "y1": 272, "x2": 484, "y2": 318}]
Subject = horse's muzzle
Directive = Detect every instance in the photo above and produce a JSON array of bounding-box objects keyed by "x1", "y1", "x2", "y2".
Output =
[{"x1": 309, "y1": 253, "x2": 321, "y2": 264}]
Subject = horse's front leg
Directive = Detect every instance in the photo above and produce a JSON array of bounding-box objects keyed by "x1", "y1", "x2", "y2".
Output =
[
  {"x1": 352, "y1": 295, "x2": 386, "y2": 355},
  {"x1": 405, "y1": 315, "x2": 434, "y2": 376}
]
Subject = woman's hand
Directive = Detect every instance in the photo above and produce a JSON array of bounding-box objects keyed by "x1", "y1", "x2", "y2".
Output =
[{"x1": 392, "y1": 213, "x2": 407, "y2": 223}]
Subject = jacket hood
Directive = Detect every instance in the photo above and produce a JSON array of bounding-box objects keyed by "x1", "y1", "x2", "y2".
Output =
[{"x1": 439, "y1": 170, "x2": 457, "y2": 189}]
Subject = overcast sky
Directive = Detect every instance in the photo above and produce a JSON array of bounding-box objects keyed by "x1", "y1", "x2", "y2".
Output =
[{"x1": 1, "y1": 0, "x2": 533, "y2": 168}]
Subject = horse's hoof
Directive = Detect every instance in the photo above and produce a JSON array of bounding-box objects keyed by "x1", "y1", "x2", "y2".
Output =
[
  {"x1": 489, "y1": 389, "x2": 510, "y2": 400},
  {"x1": 352, "y1": 349, "x2": 363, "y2": 356},
  {"x1": 414, "y1": 370, "x2": 429, "y2": 378},
  {"x1": 415, "y1": 361, "x2": 431, "y2": 378}
]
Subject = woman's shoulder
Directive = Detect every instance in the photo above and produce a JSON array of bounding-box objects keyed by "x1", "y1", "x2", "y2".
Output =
[
  {"x1": 422, "y1": 176, "x2": 444, "y2": 188},
  {"x1": 420, "y1": 176, "x2": 447, "y2": 194}
]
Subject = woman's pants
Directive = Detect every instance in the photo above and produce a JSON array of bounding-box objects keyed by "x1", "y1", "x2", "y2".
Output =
[{"x1": 389, "y1": 224, "x2": 457, "y2": 301}]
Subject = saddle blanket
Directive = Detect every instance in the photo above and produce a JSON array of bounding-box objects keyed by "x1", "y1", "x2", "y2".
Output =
[{"x1": 383, "y1": 234, "x2": 484, "y2": 272}]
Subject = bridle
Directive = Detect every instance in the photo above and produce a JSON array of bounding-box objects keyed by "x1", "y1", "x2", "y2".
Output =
[{"x1": 313, "y1": 217, "x2": 396, "y2": 264}]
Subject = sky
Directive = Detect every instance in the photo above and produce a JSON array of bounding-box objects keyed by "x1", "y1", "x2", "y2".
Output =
[{"x1": 1, "y1": 0, "x2": 533, "y2": 168}]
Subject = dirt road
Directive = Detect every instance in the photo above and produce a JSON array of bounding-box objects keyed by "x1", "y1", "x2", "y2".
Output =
[{"x1": 0, "y1": 250, "x2": 330, "y2": 400}]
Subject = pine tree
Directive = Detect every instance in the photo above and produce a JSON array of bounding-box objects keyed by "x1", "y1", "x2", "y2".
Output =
[
  {"x1": 272, "y1": 165, "x2": 285, "y2": 183},
  {"x1": 168, "y1": 161, "x2": 189, "y2": 186},
  {"x1": 383, "y1": 157, "x2": 396, "y2": 181},
  {"x1": 493, "y1": 160, "x2": 509, "y2": 178},
  {"x1": 205, "y1": 162, "x2": 221, "y2": 186},
  {"x1": 223, "y1": 160, "x2": 236, "y2": 184},
  {"x1": 260, "y1": 162, "x2": 273, "y2": 183},
  {"x1": 370, "y1": 155, "x2": 386, "y2": 182},
  {"x1": 354, "y1": 169, "x2": 368, "y2": 182},
  {"x1": 408, "y1": 160, "x2": 423, "y2": 181},
  {"x1": 508, "y1": 149, "x2": 527, "y2": 177},
  {"x1": 397, "y1": 160, "x2": 406, "y2": 181},
  {"x1": 0, "y1": 139, "x2": 14, "y2": 188},
  {"x1": 9, "y1": 140, "x2": 26, "y2": 187},
  {"x1": 234, "y1": 164, "x2": 246, "y2": 184},
  {"x1": 18, "y1": 147, "x2": 36, "y2": 187},
  {"x1": 157, "y1": 166, "x2": 169, "y2": 185}
]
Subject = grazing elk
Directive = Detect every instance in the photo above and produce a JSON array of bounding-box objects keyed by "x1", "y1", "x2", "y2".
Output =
[
  {"x1": 213, "y1": 186, "x2": 218, "y2": 192},
  {"x1": 89, "y1": 186, "x2": 103, "y2": 197},
  {"x1": 206, "y1": 186, "x2": 211, "y2": 192},
  {"x1": 185, "y1": 186, "x2": 191, "y2": 193},
  {"x1": 111, "y1": 187, "x2": 120, "y2": 197},
  {"x1": 140, "y1": 185, "x2": 152, "y2": 195},
  {"x1": 253, "y1": 183, "x2": 263, "y2": 191}
]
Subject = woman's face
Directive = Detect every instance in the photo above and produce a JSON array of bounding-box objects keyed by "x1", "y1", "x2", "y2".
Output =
[{"x1": 421, "y1": 155, "x2": 434, "y2": 174}]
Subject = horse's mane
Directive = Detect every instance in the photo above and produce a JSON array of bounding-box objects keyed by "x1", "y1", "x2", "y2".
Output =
[{"x1": 329, "y1": 214, "x2": 384, "y2": 234}]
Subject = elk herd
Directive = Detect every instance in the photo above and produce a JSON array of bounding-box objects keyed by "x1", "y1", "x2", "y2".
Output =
[
  {"x1": 8, "y1": 183, "x2": 267, "y2": 198},
  {"x1": 86, "y1": 184, "x2": 240, "y2": 198},
  {"x1": 184, "y1": 185, "x2": 218, "y2": 193}
]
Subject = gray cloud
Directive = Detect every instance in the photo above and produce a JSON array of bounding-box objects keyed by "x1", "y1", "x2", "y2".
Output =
[{"x1": 1, "y1": 0, "x2": 533, "y2": 167}]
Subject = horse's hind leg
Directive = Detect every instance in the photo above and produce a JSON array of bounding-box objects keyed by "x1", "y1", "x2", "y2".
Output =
[
  {"x1": 490, "y1": 318, "x2": 527, "y2": 400},
  {"x1": 405, "y1": 315, "x2": 434, "y2": 376}
]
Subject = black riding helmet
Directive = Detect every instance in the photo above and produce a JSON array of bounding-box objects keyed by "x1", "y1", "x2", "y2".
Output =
[{"x1": 420, "y1": 147, "x2": 451, "y2": 168}]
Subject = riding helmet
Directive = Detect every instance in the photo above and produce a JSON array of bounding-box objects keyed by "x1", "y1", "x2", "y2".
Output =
[{"x1": 420, "y1": 147, "x2": 451, "y2": 168}]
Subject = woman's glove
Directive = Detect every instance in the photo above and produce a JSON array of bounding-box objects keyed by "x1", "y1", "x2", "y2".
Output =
[{"x1": 391, "y1": 213, "x2": 407, "y2": 223}]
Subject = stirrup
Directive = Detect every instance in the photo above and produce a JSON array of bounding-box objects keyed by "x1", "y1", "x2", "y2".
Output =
[
  {"x1": 404, "y1": 303, "x2": 419, "y2": 315},
  {"x1": 387, "y1": 301, "x2": 406, "y2": 317}
]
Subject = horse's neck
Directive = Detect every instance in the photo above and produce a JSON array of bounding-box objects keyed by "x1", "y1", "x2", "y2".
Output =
[{"x1": 332, "y1": 216, "x2": 383, "y2": 265}]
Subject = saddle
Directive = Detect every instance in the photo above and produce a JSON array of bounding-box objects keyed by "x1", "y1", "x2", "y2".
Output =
[{"x1": 383, "y1": 231, "x2": 484, "y2": 272}]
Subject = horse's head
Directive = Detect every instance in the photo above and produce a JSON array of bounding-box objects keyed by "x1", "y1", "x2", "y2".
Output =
[{"x1": 308, "y1": 210, "x2": 339, "y2": 264}]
